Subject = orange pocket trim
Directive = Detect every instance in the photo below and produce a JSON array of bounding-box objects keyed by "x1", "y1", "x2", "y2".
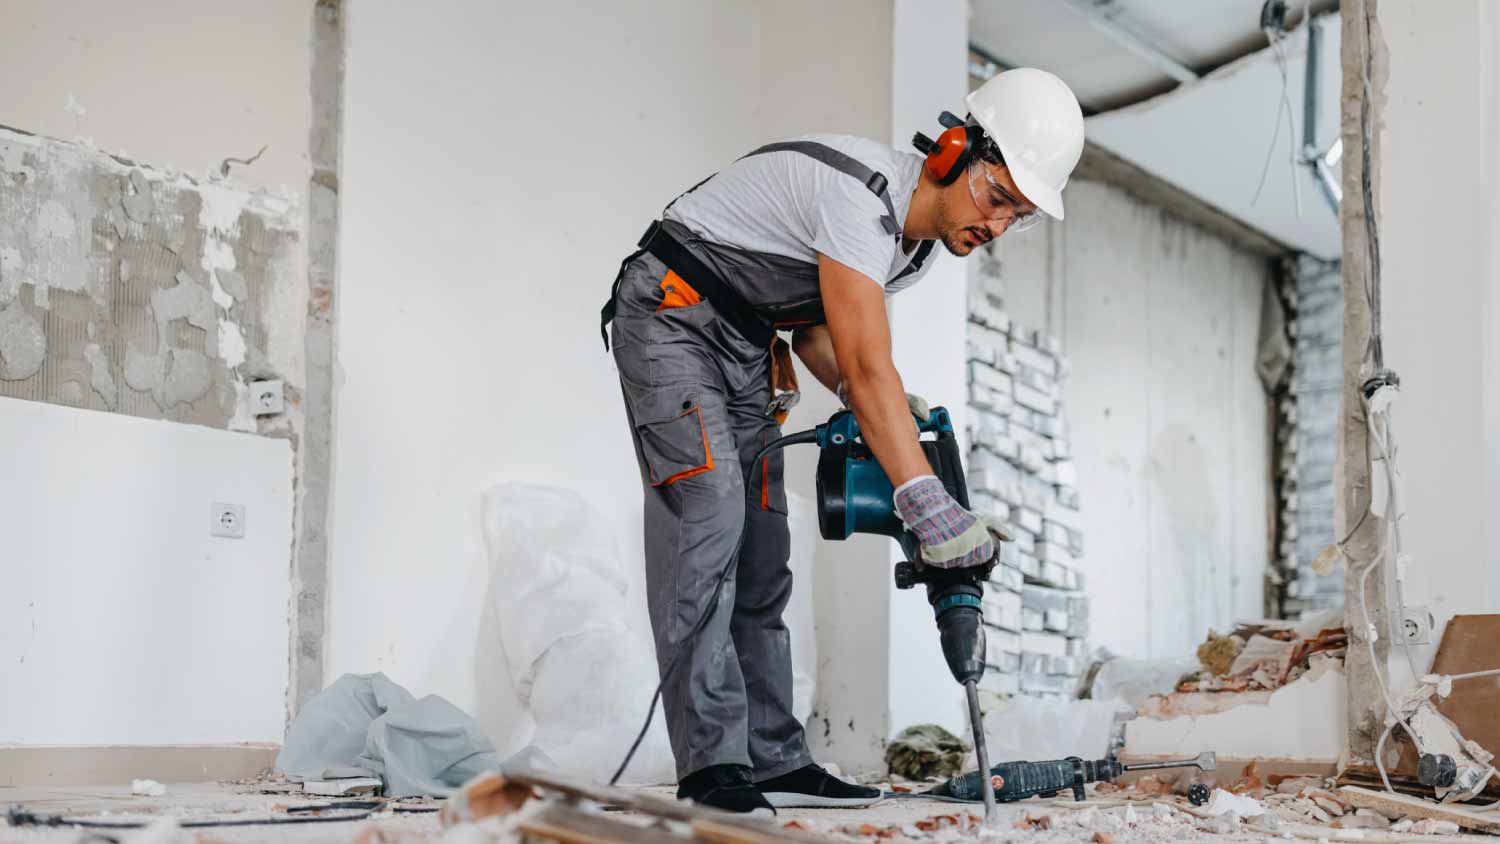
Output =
[
  {"x1": 656, "y1": 270, "x2": 702, "y2": 312},
  {"x1": 652, "y1": 407, "x2": 715, "y2": 487},
  {"x1": 761, "y1": 454, "x2": 771, "y2": 511}
]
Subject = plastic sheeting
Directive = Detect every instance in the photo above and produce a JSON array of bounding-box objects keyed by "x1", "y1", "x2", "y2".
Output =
[
  {"x1": 482, "y1": 482, "x2": 674, "y2": 785},
  {"x1": 479, "y1": 484, "x2": 820, "y2": 785},
  {"x1": 784, "y1": 491, "x2": 818, "y2": 723},
  {"x1": 275, "y1": 672, "x2": 506, "y2": 797},
  {"x1": 982, "y1": 696, "x2": 1123, "y2": 761},
  {"x1": 1090, "y1": 654, "x2": 1199, "y2": 710}
]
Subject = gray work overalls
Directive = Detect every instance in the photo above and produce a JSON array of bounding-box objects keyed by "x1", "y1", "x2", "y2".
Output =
[{"x1": 600, "y1": 142, "x2": 933, "y2": 781}]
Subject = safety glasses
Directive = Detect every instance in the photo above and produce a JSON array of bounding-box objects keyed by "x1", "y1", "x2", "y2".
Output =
[{"x1": 967, "y1": 159, "x2": 1043, "y2": 233}]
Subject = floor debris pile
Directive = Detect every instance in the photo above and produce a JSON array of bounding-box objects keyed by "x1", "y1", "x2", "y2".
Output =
[{"x1": 886, "y1": 725, "x2": 973, "y2": 782}]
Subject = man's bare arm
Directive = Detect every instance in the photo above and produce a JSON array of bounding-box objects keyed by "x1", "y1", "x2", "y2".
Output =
[
  {"x1": 790, "y1": 324, "x2": 841, "y2": 394},
  {"x1": 817, "y1": 254, "x2": 930, "y2": 487}
]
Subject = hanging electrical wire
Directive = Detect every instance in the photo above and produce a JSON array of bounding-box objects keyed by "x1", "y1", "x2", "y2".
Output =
[{"x1": 1252, "y1": 0, "x2": 1311, "y2": 212}]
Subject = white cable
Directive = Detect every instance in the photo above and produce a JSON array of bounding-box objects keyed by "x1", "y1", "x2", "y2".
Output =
[
  {"x1": 1370, "y1": 403, "x2": 1423, "y2": 682},
  {"x1": 1251, "y1": 26, "x2": 1290, "y2": 206},
  {"x1": 1446, "y1": 668, "x2": 1500, "y2": 682},
  {"x1": 1350, "y1": 391, "x2": 1434, "y2": 794},
  {"x1": 1277, "y1": 35, "x2": 1304, "y2": 217}
]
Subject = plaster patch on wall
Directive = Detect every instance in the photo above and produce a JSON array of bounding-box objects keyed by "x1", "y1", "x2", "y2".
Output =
[
  {"x1": 82, "y1": 342, "x2": 116, "y2": 409},
  {"x1": 0, "y1": 246, "x2": 22, "y2": 303},
  {"x1": 219, "y1": 320, "x2": 247, "y2": 368},
  {"x1": 0, "y1": 301, "x2": 46, "y2": 379},
  {"x1": 0, "y1": 128, "x2": 300, "y2": 426}
]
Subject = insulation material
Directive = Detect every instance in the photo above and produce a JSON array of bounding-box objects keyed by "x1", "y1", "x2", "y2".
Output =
[{"x1": 0, "y1": 127, "x2": 298, "y2": 427}]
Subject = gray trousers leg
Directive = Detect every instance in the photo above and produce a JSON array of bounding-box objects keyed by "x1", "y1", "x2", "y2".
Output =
[{"x1": 611, "y1": 256, "x2": 812, "y2": 782}]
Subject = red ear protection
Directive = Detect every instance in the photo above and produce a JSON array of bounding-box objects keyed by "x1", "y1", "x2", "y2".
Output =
[
  {"x1": 924, "y1": 124, "x2": 976, "y2": 185},
  {"x1": 913, "y1": 111, "x2": 981, "y2": 185}
]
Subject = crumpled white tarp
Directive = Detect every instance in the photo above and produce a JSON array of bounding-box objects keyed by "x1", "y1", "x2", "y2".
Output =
[
  {"x1": 480, "y1": 483, "x2": 820, "y2": 786},
  {"x1": 482, "y1": 482, "x2": 674, "y2": 785},
  {"x1": 784, "y1": 491, "x2": 818, "y2": 723},
  {"x1": 276, "y1": 672, "x2": 512, "y2": 797}
]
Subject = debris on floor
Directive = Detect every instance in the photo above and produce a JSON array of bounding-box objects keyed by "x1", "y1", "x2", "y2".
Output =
[
  {"x1": 305, "y1": 777, "x2": 383, "y2": 796},
  {"x1": 131, "y1": 778, "x2": 168, "y2": 797},
  {"x1": 886, "y1": 724, "x2": 972, "y2": 781}
]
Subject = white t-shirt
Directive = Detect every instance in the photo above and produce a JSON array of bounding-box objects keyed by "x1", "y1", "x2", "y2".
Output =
[{"x1": 664, "y1": 134, "x2": 932, "y2": 292}]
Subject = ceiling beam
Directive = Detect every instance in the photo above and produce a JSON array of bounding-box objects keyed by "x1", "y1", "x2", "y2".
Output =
[
  {"x1": 1058, "y1": 0, "x2": 1198, "y2": 84},
  {"x1": 1072, "y1": 141, "x2": 1292, "y2": 258}
]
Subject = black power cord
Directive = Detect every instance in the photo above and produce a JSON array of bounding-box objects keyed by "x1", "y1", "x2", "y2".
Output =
[
  {"x1": 608, "y1": 428, "x2": 818, "y2": 785},
  {"x1": 6, "y1": 804, "x2": 377, "y2": 829}
]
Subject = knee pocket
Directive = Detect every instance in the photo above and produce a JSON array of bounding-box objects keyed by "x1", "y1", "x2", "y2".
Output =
[
  {"x1": 632, "y1": 388, "x2": 732, "y2": 490},
  {"x1": 641, "y1": 406, "x2": 714, "y2": 487}
]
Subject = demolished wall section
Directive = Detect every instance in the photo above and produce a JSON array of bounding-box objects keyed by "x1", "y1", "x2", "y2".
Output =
[{"x1": 0, "y1": 129, "x2": 303, "y2": 432}]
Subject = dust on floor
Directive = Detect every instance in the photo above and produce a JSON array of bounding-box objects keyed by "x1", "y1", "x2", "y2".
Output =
[{"x1": 2, "y1": 778, "x2": 1490, "y2": 844}]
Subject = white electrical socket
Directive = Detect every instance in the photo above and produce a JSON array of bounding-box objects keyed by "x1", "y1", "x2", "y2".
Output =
[
  {"x1": 251, "y1": 380, "x2": 284, "y2": 415},
  {"x1": 1399, "y1": 605, "x2": 1434, "y2": 645},
  {"x1": 211, "y1": 502, "x2": 246, "y2": 538}
]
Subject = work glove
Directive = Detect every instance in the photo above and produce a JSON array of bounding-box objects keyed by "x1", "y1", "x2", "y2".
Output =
[
  {"x1": 837, "y1": 383, "x2": 932, "y2": 424},
  {"x1": 893, "y1": 476, "x2": 1012, "y2": 569}
]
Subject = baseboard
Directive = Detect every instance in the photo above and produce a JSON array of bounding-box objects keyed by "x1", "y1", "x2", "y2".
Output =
[{"x1": 0, "y1": 744, "x2": 280, "y2": 787}]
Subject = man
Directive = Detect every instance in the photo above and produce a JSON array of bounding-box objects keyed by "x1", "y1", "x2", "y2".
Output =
[{"x1": 601, "y1": 69, "x2": 1084, "y2": 814}]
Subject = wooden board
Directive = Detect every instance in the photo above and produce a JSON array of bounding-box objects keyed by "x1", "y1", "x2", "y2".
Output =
[
  {"x1": 1340, "y1": 765, "x2": 1500, "y2": 802},
  {"x1": 500, "y1": 771, "x2": 836, "y2": 844},
  {"x1": 519, "y1": 803, "x2": 676, "y2": 844},
  {"x1": 1394, "y1": 614, "x2": 1500, "y2": 777},
  {"x1": 1339, "y1": 785, "x2": 1500, "y2": 835}
]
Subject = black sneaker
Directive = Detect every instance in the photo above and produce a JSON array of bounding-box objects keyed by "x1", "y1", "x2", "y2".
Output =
[
  {"x1": 677, "y1": 765, "x2": 776, "y2": 816},
  {"x1": 757, "y1": 764, "x2": 882, "y2": 808}
]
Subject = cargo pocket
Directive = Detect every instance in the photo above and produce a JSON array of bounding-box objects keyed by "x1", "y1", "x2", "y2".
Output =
[
  {"x1": 641, "y1": 406, "x2": 715, "y2": 487},
  {"x1": 755, "y1": 430, "x2": 789, "y2": 514}
]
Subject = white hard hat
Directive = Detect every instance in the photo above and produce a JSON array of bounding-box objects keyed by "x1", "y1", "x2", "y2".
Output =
[{"x1": 965, "y1": 68, "x2": 1085, "y2": 220}]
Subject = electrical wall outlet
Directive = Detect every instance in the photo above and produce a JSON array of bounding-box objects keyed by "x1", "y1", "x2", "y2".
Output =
[
  {"x1": 211, "y1": 502, "x2": 246, "y2": 538},
  {"x1": 251, "y1": 380, "x2": 284, "y2": 415},
  {"x1": 1399, "y1": 605, "x2": 1434, "y2": 645}
]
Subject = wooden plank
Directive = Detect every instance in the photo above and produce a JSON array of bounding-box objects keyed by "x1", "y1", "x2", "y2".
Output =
[
  {"x1": 691, "y1": 819, "x2": 779, "y2": 844},
  {"x1": 1339, "y1": 785, "x2": 1500, "y2": 835},
  {"x1": 1340, "y1": 765, "x2": 1500, "y2": 801},
  {"x1": 500, "y1": 771, "x2": 835, "y2": 844},
  {"x1": 519, "y1": 804, "x2": 680, "y2": 844}
]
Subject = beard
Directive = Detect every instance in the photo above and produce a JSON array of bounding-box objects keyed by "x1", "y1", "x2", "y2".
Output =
[
  {"x1": 939, "y1": 224, "x2": 993, "y2": 256},
  {"x1": 933, "y1": 191, "x2": 992, "y2": 256}
]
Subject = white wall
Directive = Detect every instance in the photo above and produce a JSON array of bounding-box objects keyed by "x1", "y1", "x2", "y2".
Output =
[
  {"x1": 333, "y1": 0, "x2": 909, "y2": 773},
  {"x1": 990, "y1": 180, "x2": 1273, "y2": 661},
  {"x1": 0, "y1": 1, "x2": 311, "y2": 198},
  {"x1": 0, "y1": 397, "x2": 292, "y2": 744},
  {"x1": 0, "y1": 1, "x2": 312, "y2": 745},
  {"x1": 1375, "y1": 0, "x2": 1500, "y2": 679}
]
